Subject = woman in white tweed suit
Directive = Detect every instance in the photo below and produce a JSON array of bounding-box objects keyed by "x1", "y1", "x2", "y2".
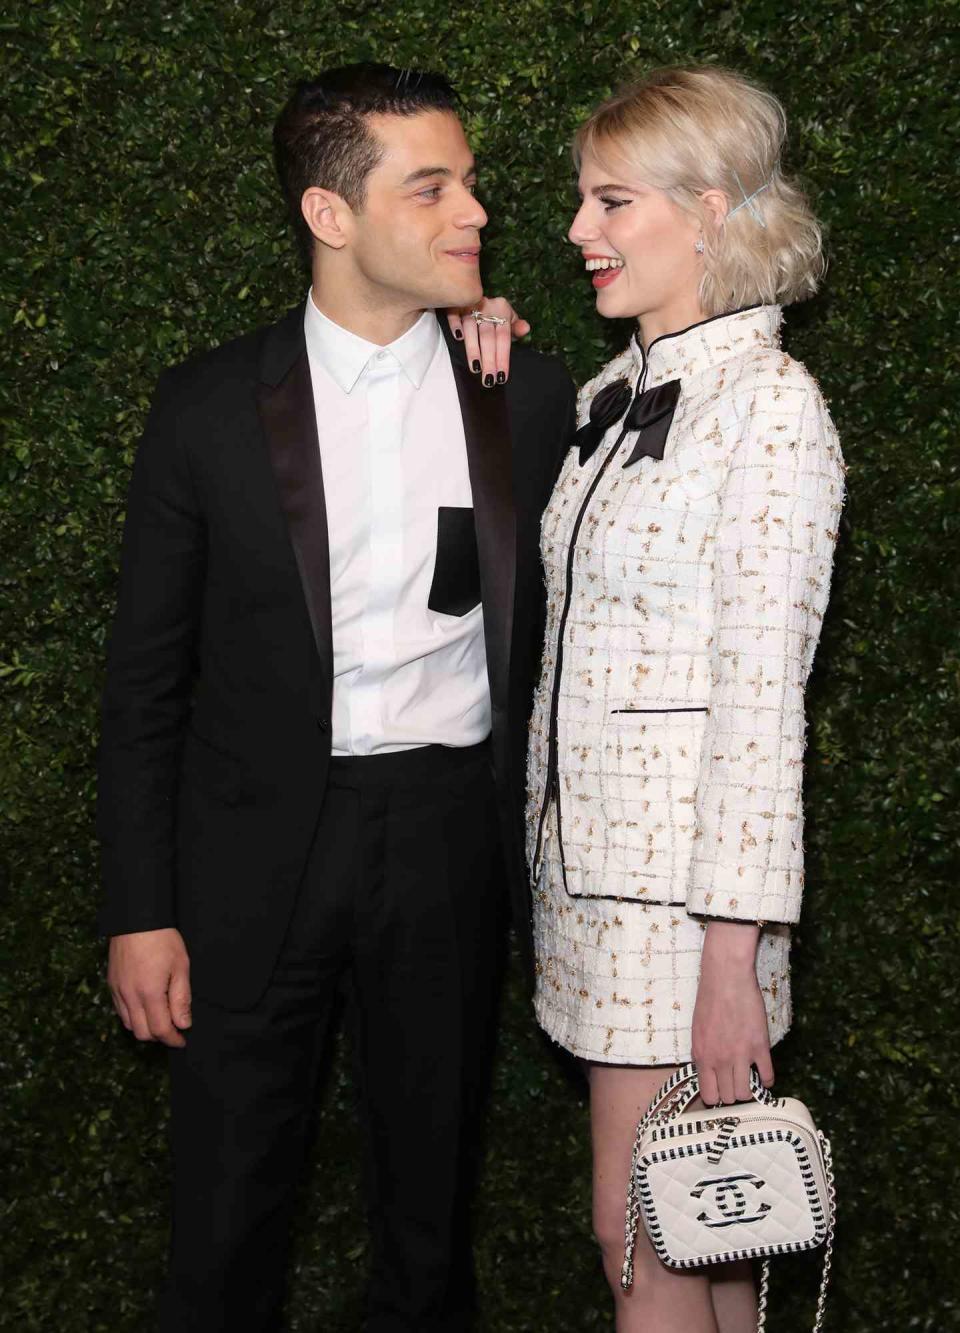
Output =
[{"x1": 526, "y1": 68, "x2": 844, "y2": 1332}]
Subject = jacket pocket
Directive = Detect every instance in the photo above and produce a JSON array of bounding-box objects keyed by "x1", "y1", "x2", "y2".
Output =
[
  {"x1": 554, "y1": 706, "x2": 707, "y2": 900},
  {"x1": 610, "y1": 706, "x2": 708, "y2": 714},
  {"x1": 181, "y1": 729, "x2": 249, "y2": 807},
  {"x1": 427, "y1": 506, "x2": 481, "y2": 617}
]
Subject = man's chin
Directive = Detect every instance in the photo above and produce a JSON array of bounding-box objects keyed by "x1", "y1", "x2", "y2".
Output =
[{"x1": 421, "y1": 277, "x2": 483, "y2": 312}]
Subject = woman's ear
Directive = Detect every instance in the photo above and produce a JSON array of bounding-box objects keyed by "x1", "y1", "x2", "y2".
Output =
[
  {"x1": 699, "y1": 187, "x2": 729, "y2": 235},
  {"x1": 301, "y1": 187, "x2": 350, "y2": 252}
]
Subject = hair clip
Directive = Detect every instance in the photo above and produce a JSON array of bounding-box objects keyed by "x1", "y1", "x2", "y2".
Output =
[{"x1": 727, "y1": 170, "x2": 769, "y2": 227}]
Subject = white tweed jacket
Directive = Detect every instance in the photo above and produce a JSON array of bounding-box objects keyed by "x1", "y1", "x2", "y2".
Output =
[{"x1": 526, "y1": 305, "x2": 845, "y2": 924}]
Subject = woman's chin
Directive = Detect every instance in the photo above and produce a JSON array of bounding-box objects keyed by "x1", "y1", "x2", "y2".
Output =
[{"x1": 594, "y1": 288, "x2": 632, "y2": 320}]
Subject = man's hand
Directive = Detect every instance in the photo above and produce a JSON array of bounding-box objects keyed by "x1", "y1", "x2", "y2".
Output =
[{"x1": 107, "y1": 927, "x2": 192, "y2": 1048}]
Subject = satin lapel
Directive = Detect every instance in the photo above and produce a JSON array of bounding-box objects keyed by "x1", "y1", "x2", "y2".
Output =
[
  {"x1": 256, "y1": 319, "x2": 333, "y2": 687},
  {"x1": 449, "y1": 352, "x2": 516, "y2": 713}
]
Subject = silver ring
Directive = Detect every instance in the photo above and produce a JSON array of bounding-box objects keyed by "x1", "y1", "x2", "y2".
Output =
[{"x1": 469, "y1": 310, "x2": 507, "y2": 327}]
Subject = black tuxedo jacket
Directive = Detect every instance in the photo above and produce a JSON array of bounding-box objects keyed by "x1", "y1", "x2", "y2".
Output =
[{"x1": 97, "y1": 304, "x2": 575, "y2": 1008}]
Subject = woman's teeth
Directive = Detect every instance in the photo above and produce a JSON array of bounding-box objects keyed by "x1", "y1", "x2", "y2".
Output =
[{"x1": 585, "y1": 257, "x2": 625, "y2": 271}]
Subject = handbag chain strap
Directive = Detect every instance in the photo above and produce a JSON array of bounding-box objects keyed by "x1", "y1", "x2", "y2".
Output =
[
  {"x1": 622, "y1": 1064, "x2": 698, "y2": 1288},
  {"x1": 626, "y1": 1123, "x2": 835, "y2": 1331},
  {"x1": 811, "y1": 1131, "x2": 836, "y2": 1332},
  {"x1": 758, "y1": 1130, "x2": 836, "y2": 1333}
]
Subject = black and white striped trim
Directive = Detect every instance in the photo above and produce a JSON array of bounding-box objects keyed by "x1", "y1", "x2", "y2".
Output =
[
  {"x1": 652, "y1": 1119, "x2": 746, "y2": 1141},
  {"x1": 637, "y1": 1130, "x2": 828, "y2": 1270}
]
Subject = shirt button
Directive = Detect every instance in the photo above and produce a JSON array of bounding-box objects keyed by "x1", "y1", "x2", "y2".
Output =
[
  {"x1": 375, "y1": 351, "x2": 387, "y2": 361},
  {"x1": 317, "y1": 717, "x2": 330, "y2": 731}
]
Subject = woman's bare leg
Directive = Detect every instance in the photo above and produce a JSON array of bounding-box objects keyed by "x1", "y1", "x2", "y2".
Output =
[
  {"x1": 588, "y1": 1062, "x2": 720, "y2": 1333},
  {"x1": 709, "y1": 1260, "x2": 758, "y2": 1332}
]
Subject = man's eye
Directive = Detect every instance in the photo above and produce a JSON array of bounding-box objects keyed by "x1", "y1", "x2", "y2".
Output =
[{"x1": 418, "y1": 186, "x2": 442, "y2": 200}]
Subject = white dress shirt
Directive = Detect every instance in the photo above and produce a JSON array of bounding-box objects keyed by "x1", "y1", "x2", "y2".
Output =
[{"x1": 303, "y1": 290, "x2": 491, "y2": 756}]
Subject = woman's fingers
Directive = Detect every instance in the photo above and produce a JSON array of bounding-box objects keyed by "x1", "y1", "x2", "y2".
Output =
[
  {"x1": 492, "y1": 319, "x2": 518, "y2": 382},
  {"x1": 478, "y1": 297, "x2": 528, "y2": 382},
  {"x1": 699, "y1": 1054, "x2": 772, "y2": 1106},
  {"x1": 477, "y1": 320, "x2": 501, "y2": 385},
  {"x1": 698, "y1": 1050, "x2": 757, "y2": 1103},
  {"x1": 754, "y1": 1047, "x2": 775, "y2": 1088},
  {"x1": 445, "y1": 309, "x2": 465, "y2": 344},
  {"x1": 716, "y1": 1064, "x2": 737, "y2": 1106},
  {"x1": 698, "y1": 1064, "x2": 720, "y2": 1107},
  {"x1": 446, "y1": 297, "x2": 531, "y2": 385},
  {"x1": 733, "y1": 1061, "x2": 753, "y2": 1103},
  {"x1": 459, "y1": 311, "x2": 484, "y2": 374}
]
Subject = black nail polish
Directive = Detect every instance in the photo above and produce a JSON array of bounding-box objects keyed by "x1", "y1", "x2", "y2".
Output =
[
  {"x1": 472, "y1": 359, "x2": 481, "y2": 373},
  {"x1": 484, "y1": 373, "x2": 494, "y2": 388},
  {"x1": 496, "y1": 371, "x2": 506, "y2": 385},
  {"x1": 453, "y1": 328, "x2": 463, "y2": 339}
]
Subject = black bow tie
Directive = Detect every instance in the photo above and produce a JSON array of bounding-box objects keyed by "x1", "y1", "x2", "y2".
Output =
[{"x1": 573, "y1": 376, "x2": 682, "y2": 467}]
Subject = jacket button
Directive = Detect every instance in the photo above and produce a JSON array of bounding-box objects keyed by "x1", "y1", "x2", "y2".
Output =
[{"x1": 317, "y1": 717, "x2": 330, "y2": 731}]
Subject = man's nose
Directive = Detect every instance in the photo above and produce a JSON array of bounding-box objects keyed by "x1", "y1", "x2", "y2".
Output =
[{"x1": 457, "y1": 196, "x2": 488, "y2": 231}]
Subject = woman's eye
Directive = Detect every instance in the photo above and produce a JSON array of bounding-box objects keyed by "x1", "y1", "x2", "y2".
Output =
[{"x1": 600, "y1": 196, "x2": 630, "y2": 211}]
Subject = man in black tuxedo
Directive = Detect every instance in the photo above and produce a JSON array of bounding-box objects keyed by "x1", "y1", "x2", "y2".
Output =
[{"x1": 98, "y1": 62, "x2": 574, "y2": 1331}]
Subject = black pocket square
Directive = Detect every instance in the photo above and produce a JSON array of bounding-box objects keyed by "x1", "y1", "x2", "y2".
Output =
[{"x1": 427, "y1": 507, "x2": 482, "y2": 617}]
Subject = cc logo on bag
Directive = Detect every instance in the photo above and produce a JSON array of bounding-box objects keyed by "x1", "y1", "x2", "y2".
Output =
[{"x1": 690, "y1": 1173, "x2": 772, "y2": 1229}]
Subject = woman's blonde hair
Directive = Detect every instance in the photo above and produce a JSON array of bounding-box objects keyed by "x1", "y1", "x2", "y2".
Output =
[{"x1": 574, "y1": 66, "x2": 825, "y2": 316}]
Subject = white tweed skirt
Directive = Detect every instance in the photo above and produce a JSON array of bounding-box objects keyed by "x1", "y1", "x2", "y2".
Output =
[{"x1": 532, "y1": 812, "x2": 792, "y2": 1066}]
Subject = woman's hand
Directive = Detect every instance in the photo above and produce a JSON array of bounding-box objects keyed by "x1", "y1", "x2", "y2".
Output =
[
  {"x1": 691, "y1": 920, "x2": 774, "y2": 1106},
  {"x1": 446, "y1": 296, "x2": 530, "y2": 385}
]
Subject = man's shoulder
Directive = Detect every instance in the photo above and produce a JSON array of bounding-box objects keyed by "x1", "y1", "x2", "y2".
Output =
[
  {"x1": 157, "y1": 305, "x2": 300, "y2": 403},
  {"x1": 504, "y1": 342, "x2": 575, "y2": 406}
]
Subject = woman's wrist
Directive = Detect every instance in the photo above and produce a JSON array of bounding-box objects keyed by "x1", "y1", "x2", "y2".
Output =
[{"x1": 701, "y1": 918, "x2": 761, "y2": 968}]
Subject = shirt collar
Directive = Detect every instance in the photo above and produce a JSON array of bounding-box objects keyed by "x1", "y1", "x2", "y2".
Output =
[
  {"x1": 630, "y1": 304, "x2": 783, "y2": 386},
  {"x1": 304, "y1": 289, "x2": 440, "y2": 393}
]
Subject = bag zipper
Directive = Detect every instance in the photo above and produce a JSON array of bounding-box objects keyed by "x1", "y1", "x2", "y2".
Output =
[{"x1": 648, "y1": 1115, "x2": 825, "y2": 1161}]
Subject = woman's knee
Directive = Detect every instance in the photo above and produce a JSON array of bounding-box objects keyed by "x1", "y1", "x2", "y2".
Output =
[{"x1": 592, "y1": 1187, "x2": 627, "y2": 1260}]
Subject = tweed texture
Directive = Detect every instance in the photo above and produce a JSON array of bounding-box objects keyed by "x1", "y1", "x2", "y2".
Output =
[
  {"x1": 526, "y1": 306, "x2": 845, "y2": 927},
  {"x1": 533, "y1": 808, "x2": 792, "y2": 1065}
]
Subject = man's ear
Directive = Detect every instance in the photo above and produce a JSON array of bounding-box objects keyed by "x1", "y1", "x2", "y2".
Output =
[{"x1": 301, "y1": 187, "x2": 352, "y2": 252}]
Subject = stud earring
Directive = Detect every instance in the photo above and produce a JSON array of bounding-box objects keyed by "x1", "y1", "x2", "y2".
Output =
[{"x1": 694, "y1": 235, "x2": 705, "y2": 255}]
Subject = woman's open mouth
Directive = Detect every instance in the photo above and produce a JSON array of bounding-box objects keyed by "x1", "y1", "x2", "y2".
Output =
[{"x1": 584, "y1": 254, "x2": 625, "y2": 289}]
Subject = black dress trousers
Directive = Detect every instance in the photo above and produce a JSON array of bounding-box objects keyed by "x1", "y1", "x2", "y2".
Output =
[{"x1": 159, "y1": 741, "x2": 505, "y2": 1333}]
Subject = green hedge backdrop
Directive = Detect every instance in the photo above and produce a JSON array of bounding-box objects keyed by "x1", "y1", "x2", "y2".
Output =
[{"x1": 2, "y1": 1, "x2": 958, "y2": 1328}]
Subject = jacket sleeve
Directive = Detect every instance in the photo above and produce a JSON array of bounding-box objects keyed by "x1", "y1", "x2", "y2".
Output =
[
  {"x1": 96, "y1": 368, "x2": 206, "y2": 936},
  {"x1": 686, "y1": 376, "x2": 845, "y2": 924}
]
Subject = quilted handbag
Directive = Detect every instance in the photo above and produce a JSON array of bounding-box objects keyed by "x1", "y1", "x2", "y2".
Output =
[{"x1": 622, "y1": 1063, "x2": 836, "y2": 1332}]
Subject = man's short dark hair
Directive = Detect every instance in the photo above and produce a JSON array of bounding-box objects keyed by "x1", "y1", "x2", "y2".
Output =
[{"x1": 273, "y1": 62, "x2": 460, "y2": 265}]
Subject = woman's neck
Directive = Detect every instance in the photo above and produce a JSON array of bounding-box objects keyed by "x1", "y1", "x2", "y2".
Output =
[{"x1": 636, "y1": 293, "x2": 706, "y2": 352}]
